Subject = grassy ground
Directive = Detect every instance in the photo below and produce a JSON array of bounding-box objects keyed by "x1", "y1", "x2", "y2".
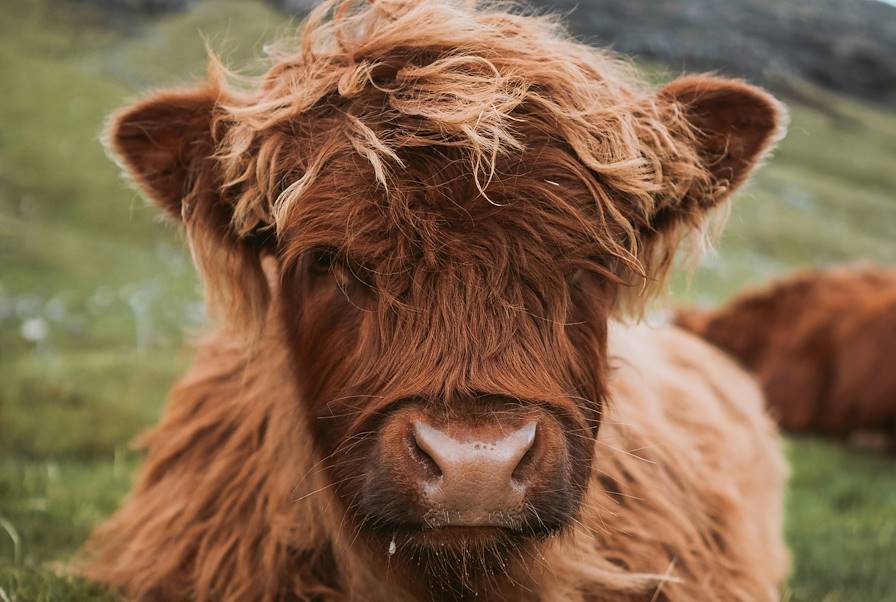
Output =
[{"x1": 1, "y1": 1, "x2": 894, "y2": 600}]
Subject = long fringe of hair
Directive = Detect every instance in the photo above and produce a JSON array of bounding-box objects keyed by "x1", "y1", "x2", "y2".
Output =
[{"x1": 182, "y1": 0, "x2": 716, "y2": 329}]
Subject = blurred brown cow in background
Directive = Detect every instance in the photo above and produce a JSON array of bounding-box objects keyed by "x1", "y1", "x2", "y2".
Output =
[{"x1": 676, "y1": 264, "x2": 896, "y2": 443}]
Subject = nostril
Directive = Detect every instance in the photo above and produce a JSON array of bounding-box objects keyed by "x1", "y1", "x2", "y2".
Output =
[
  {"x1": 408, "y1": 429, "x2": 442, "y2": 479},
  {"x1": 511, "y1": 426, "x2": 538, "y2": 482},
  {"x1": 509, "y1": 422, "x2": 538, "y2": 481}
]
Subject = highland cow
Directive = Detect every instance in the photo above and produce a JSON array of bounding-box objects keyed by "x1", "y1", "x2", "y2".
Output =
[
  {"x1": 81, "y1": 1, "x2": 789, "y2": 600},
  {"x1": 676, "y1": 264, "x2": 896, "y2": 441}
]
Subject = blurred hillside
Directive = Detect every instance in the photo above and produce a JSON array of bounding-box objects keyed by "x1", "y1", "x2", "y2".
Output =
[
  {"x1": 1, "y1": 0, "x2": 895, "y2": 601},
  {"x1": 537, "y1": 0, "x2": 896, "y2": 105},
  {"x1": 72, "y1": 0, "x2": 896, "y2": 103}
]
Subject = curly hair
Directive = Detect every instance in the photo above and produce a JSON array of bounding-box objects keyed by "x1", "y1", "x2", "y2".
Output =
[{"x1": 125, "y1": 0, "x2": 771, "y2": 330}]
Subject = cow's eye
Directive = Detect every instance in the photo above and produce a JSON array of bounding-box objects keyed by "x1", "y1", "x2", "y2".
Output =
[{"x1": 308, "y1": 247, "x2": 337, "y2": 275}]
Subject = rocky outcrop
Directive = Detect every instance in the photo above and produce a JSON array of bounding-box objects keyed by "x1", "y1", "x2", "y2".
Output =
[
  {"x1": 536, "y1": 0, "x2": 896, "y2": 103},
  {"x1": 67, "y1": 0, "x2": 192, "y2": 14}
]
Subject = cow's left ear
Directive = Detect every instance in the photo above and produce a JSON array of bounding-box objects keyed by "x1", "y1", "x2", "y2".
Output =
[
  {"x1": 106, "y1": 85, "x2": 272, "y2": 331},
  {"x1": 105, "y1": 85, "x2": 220, "y2": 219},
  {"x1": 659, "y1": 75, "x2": 786, "y2": 205}
]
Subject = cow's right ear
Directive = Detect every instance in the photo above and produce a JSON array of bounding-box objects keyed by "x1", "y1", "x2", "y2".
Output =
[{"x1": 105, "y1": 86, "x2": 219, "y2": 220}]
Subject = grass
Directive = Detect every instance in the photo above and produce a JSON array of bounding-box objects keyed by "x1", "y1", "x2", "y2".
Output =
[
  {"x1": 784, "y1": 439, "x2": 896, "y2": 601},
  {"x1": 0, "y1": 1, "x2": 894, "y2": 600}
]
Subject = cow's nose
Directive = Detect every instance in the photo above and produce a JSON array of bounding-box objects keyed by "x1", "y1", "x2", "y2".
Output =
[{"x1": 409, "y1": 419, "x2": 538, "y2": 526}]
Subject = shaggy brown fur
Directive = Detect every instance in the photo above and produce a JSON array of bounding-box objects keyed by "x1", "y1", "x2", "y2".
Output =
[
  {"x1": 676, "y1": 264, "x2": 896, "y2": 438},
  {"x1": 81, "y1": 0, "x2": 788, "y2": 600}
]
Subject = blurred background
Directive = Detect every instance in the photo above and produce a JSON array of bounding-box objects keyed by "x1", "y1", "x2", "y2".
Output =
[{"x1": 0, "y1": 0, "x2": 894, "y2": 599}]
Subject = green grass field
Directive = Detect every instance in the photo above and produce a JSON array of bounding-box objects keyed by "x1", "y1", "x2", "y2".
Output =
[{"x1": 1, "y1": 1, "x2": 895, "y2": 600}]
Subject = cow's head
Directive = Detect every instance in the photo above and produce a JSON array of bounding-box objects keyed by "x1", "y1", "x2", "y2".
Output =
[{"x1": 106, "y1": 0, "x2": 783, "y2": 593}]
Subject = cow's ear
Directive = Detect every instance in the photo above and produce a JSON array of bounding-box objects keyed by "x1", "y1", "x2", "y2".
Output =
[
  {"x1": 107, "y1": 86, "x2": 272, "y2": 330},
  {"x1": 658, "y1": 75, "x2": 786, "y2": 205},
  {"x1": 106, "y1": 86, "x2": 219, "y2": 219}
]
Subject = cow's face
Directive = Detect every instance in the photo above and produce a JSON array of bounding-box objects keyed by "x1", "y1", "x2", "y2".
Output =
[
  {"x1": 276, "y1": 143, "x2": 618, "y2": 554},
  {"x1": 105, "y1": 0, "x2": 783, "y2": 590}
]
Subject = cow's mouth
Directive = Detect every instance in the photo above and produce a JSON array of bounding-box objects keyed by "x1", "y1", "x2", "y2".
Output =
[
  {"x1": 374, "y1": 523, "x2": 537, "y2": 558},
  {"x1": 363, "y1": 508, "x2": 564, "y2": 555}
]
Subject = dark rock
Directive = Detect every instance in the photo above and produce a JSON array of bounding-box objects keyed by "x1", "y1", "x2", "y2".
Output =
[
  {"x1": 267, "y1": 0, "x2": 317, "y2": 12},
  {"x1": 65, "y1": 0, "x2": 193, "y2": 16},
  {"x1": 531, "y1": 0, "x2": 896, "y2": 104}
]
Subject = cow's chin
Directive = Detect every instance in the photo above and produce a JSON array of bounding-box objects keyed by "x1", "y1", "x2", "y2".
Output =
[
  {"x1": 383, "y1": 525, "x2": 525, "y2": 551},
  {"x1": 371, "y1": 520, "x2": 556, "y2": 549},
  {"x1": 362, "y1": 523, "x2": 551, "y2": 586},
  {"x1": 350, "y1": 499, "x2": 575, "y2": 566},
  {"x1": 344, "y1": 473, "x2": 582, "y2": 558}
]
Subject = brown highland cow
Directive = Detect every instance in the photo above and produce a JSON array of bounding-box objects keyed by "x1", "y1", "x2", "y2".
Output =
[
  {"x1": 676, "y1": 264, "x2": 896, "y2": 439},
  {"x1": 81, "y1": 1, "x2": 789, "y2": 600}
]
